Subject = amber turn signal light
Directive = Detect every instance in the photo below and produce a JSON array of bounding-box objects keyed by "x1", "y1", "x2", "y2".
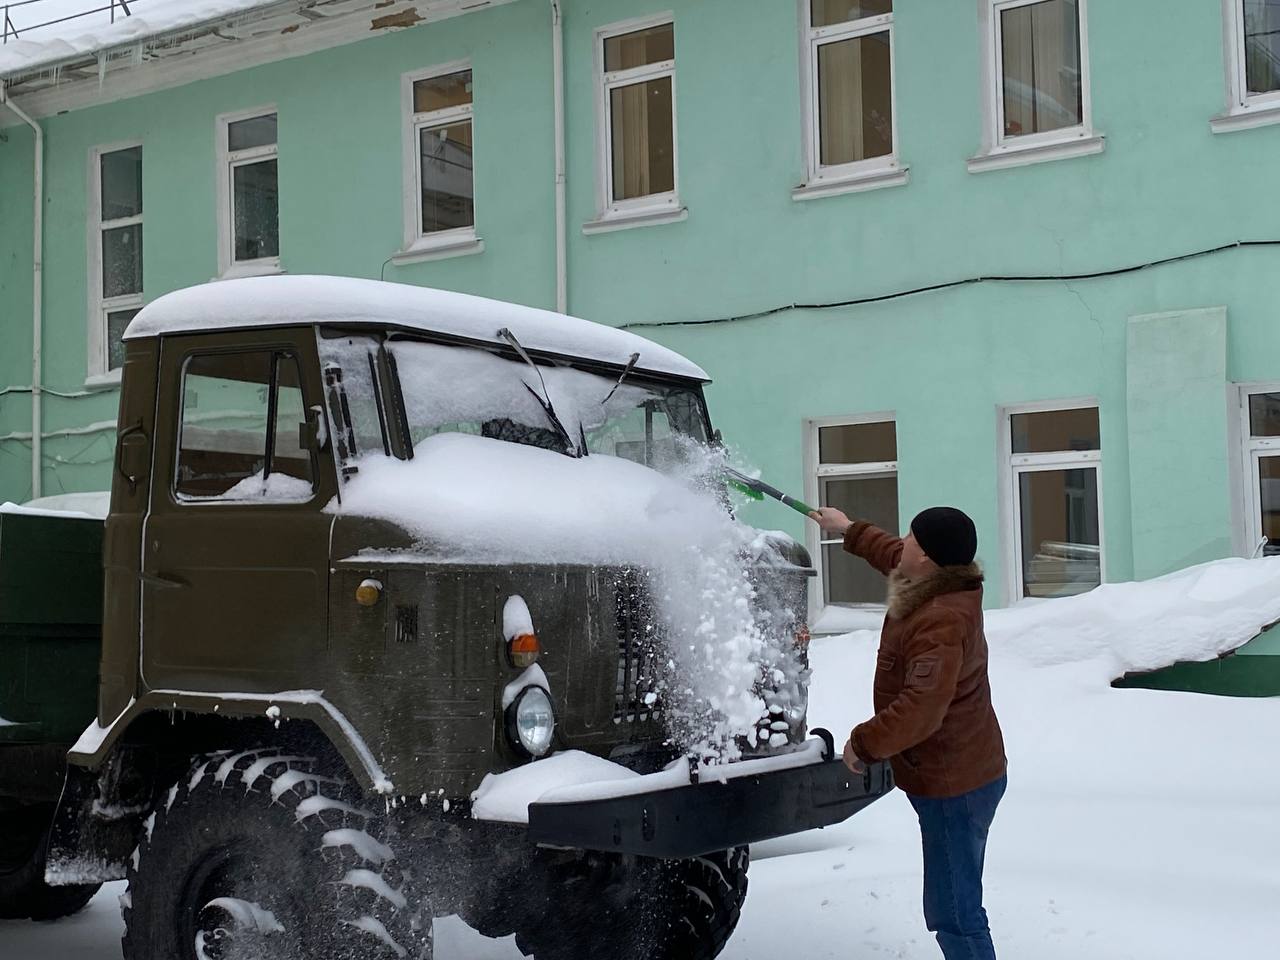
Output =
[
  {"x1": 355, "y1": 578, "x2": 383, "y2": 607},
  {"x1": 508, "y1": 633, "x2": 541, "y2": 669}
]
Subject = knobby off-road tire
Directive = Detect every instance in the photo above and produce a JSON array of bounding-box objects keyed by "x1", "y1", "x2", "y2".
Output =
[
  {"x1": 0, "y1": 803, "x2": 101, "y2": 922},
  {"x1": 513, "y1": 846, "x2": 750, "y2": 960},
  {"x1": 121, "y1": 749, "x2": 429, "y2": 960}
]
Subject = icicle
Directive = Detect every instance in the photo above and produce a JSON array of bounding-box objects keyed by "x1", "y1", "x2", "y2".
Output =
[
  {"x1": 130, "y1": 42, "x2": 143, "y2": 66},
  {"x1": 97, "y1": 51, "x2": 107, "y2": 89}
]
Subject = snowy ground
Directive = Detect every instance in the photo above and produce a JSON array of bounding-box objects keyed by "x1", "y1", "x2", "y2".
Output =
[{"x1": 4, "y1": 559, "x2": 1279, "y2": 959}]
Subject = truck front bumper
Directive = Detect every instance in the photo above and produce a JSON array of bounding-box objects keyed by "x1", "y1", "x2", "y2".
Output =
[{"x1": 526, "y1": 732, "x2": 894, "y2": 859}]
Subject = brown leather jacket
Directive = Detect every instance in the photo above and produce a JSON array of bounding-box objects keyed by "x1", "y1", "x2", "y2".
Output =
[{"x1": 844, "y1": 521, "x2": 1007, "y2": 798}]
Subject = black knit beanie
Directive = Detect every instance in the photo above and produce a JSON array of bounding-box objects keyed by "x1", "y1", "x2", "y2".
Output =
[{"x1": 910, "y1": 507, "x2": 978, "y2": 567}]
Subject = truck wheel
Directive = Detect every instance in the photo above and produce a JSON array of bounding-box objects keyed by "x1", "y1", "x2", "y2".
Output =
[
  {"x1": 514, "y1": 847, "x2": 749, "y2": 960},
  {"x1": 121, "y1": 749, "x2": 426, "y2": 960},
  {"x1": 0, "y1": 803, "x2": 101, "y2": 922}
]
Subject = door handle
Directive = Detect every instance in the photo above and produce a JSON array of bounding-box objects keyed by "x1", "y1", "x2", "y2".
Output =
[{"x1": 140, "y1": 571, "x2": 188, "y2": 590}]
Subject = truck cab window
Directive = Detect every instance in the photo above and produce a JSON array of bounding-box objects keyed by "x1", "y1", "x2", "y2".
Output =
[{"x1": 175, "y1": 351, "x2": 314, "y2": 501}]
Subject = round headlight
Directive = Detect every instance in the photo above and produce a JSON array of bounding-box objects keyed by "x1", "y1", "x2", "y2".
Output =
[{"x1": 507, "y1": 686, "x2": 555, "y2": 758}]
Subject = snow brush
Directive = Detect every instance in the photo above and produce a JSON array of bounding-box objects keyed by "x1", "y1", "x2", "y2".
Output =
[{"x1": 723, "y1": 466, "x2": 817, "y2": 518}]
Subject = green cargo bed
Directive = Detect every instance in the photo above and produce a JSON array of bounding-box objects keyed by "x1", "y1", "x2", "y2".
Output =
[{"x1": 0, "y1": 508, "x2": 103, "y2": 749}]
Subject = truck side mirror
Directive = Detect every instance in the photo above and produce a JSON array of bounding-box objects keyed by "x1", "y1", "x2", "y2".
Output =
[
  {"x1": 115, "y1": 423, "x2": 150, "y2": 494},
  {"x1": 299, "y1": 405, "x2": 329, "y2": 453}
]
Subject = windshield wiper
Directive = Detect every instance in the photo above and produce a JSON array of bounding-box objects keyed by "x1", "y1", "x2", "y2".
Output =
[
  {"x1": 601, "y1": 352, "x2": 641, "y2": 406},
  {"x1": 496, "y1": 327, "x2": 579, "y2": 456}
]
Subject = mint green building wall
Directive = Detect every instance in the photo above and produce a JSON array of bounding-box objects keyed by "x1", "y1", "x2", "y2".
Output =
[{"x1": 3, "y1": 0, "x2": 1280, "y2": 605}]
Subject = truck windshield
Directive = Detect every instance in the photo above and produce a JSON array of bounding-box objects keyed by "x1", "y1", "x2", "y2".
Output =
[{"x1": 387, "y1": 340, "x2": 709, "y2": 469}]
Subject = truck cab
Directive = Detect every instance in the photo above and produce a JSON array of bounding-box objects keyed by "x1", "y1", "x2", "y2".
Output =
[{"x1": 5, "y1": 275, "x2": 892, "y2": 960}]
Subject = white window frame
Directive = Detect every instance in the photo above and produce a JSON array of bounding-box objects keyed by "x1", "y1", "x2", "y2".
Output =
[
  {"x1": 803, "y1": 413, "x2": 899, "y2": 625},
  {"x1": 215, "y1": 105, "x2": 281, "y2": 279},
  {"x1": 794, "y1": 1, "x2": 908, "y2": 201},
  {"x1": 86, "y1": 139, "x2": 144, "y2": 386},
  {"x1": 585, "y1": 12, "x2": 686, "y2": 235},
  {"x1": 1236, "y1": 383, "x2": 1280, "y2": 555},
  {"x1": 394, "y1": 60, "x2": 484, "y2": 265},
  {"x1": 969, "y1": 0, "x2": 1104, "y2": 173},
  {"x1": 997, "y1": 398, "x2": 1106, "y2": 604},
  {"x1": 1213, "y1": 0, "x2": 1280, "y2": 132}
]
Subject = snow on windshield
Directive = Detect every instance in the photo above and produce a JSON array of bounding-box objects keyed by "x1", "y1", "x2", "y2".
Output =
[{"x1": 388, "y1": 340, "x2": 706, "y2": 463}]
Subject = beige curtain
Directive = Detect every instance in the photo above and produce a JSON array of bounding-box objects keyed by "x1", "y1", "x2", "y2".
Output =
[
  {"x1": 613, "y1": 84, "x2": 652, "y2": 200},
  {"x1": 818, "y1": 32, "x2": 892, "y2": 166},
  {"x1": 1000, "y1": 0, "x2": 1081, "y2": 137}
]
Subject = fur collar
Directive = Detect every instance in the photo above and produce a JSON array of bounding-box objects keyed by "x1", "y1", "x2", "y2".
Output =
[{"x1": 887, "y1": 563, "x2": 983, "y2": 619}]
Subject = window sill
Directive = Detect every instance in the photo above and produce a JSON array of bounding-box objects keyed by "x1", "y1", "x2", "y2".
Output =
[
  {"x1": 216, "y1": 260, "x2": 284, "y2": 281},
  {"x1": 811, "y1": 603, "x2": 887, "y2": 636},
  {"x1": 83, "y1": 370, "x2": 122, "y2": 391},
  {"x1": 792, "y1": 165, "x2": 910, "y2": 201},
  {"x1": 1210, "y1": 104, "x2": 1280, "y2": 134},
  {"x1": 582, "y1": 205, "x2": 688, "y2": 236},
  {"x1": 967, "y1": 133, "x2": 1105, "y2": 174},
  {"x1": 389, "y1": 233, "x2": 485, "y2": 265}
]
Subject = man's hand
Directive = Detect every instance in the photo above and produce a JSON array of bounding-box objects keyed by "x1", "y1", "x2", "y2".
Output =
[
  {"x1": 842, "y1": 738, "x2": 866, "y2": 775},
  {"x1": 809, "y1": 506, "x2": 853, "y2": 537}
]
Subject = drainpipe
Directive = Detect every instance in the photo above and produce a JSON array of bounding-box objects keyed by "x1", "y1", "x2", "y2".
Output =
[
  {"x1": 551, "y1": 0, "x2": 567, "y2": 314},
  {"x1": 0, "y1": 82, "x2": 43, "y2": 499}
]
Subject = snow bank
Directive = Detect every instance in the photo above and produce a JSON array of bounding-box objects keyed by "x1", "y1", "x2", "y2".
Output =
[
  {"x1": 986, "y1": 555, "x2": 1280, "y2": 681},
  {"x1": 124, "y1": 276, "x2": 706, "y2": 380}
]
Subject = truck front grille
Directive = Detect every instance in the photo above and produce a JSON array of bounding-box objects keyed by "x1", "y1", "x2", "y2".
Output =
[{"x1": 613, "y1": 569, "x2": 662, "y2": 724}]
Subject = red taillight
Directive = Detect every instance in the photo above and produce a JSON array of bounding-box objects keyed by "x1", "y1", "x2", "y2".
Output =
[
  {"x1": 509, "y1": 633, "x2": 541, "y2": 668},
  {"x1": 794, "y1": 624, "x2": 811, "y2": 651}
]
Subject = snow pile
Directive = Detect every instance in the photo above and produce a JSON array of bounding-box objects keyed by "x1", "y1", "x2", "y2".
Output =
[
  {"x1": 986, "y1": 554, "x2": 1280, "y2": 680},
  {"x1": 222, "y1": 471, "x2": 313, "y2": 502}
]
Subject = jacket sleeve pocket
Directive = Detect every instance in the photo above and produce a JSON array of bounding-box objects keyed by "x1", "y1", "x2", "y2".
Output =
[{"x1": 907, "y1": 657, "x2": 940, "y2": 688}]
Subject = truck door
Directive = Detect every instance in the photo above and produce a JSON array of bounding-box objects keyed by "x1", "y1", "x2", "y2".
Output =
[{"x1": 139, "y1": 330, "x2": 336, "y2": 692}]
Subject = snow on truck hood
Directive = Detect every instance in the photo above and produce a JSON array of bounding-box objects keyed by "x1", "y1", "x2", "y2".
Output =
[
  {"x1": 124, "y1": 276, "x2": 707, "y2": 381},
  {"x1": 332, "y1": 433, "x2": 756, "y2": 567}
]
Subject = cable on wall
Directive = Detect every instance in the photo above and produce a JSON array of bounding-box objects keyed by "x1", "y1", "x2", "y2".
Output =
[{"x1": 618, "y1": 239, "x2": 1280, "y2": 332}]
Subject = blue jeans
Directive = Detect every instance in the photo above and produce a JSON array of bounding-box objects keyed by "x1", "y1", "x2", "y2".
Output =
[{"x1": 906, "y1": 775, "x2": 1007, "y2": 960}]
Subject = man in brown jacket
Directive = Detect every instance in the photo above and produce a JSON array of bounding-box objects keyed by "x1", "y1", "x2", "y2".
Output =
[{"x1": 811, "y1": 505, "x2": 1007, "y2": 960}]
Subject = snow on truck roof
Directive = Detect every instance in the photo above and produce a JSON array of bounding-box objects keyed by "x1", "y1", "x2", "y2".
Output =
[{"x1": 123, "y1": 275, "x2": 708, "y2": 381}]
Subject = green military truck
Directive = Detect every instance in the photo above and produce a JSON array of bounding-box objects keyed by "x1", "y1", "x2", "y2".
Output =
[{"x1": 0, "y1": 276, "x2": 892, "y2": 960}]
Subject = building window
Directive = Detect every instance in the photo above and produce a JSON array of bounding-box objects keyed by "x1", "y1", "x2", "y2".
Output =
[
  {"x1": 806, "y1": 418, "x2": 899, "y2": 616},
  {"x1": 799, "y1": 1, "x2": 903, "y2": 192},
  {"x1": 972, "y1": 0, "x2": 1099, "y2": 170},
  {"x1": 176, "y1": 351, "x2": 314, "y2": 502},
  {"x1": 1004, "y1": 404, "x2": 1102, "y2": 599},
  {"x1": 90, "y1": 144, "x2": 143, "y2": 378},
  {"x1": 217, "y1": 109, "x2": 279, "y2": 276},
  {"x1": 399, "y1": 64, "x2": 478, "y2": 259},
  {"x1": 594, "y1": 17, "x2": 680, "y2": 223},
  {"x1": 1243, "y1": 389, "x2": 1280, "y2": 556},
  {"x1": 1229, "y1": 1, "x2": 1280, "y2": 110}
]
